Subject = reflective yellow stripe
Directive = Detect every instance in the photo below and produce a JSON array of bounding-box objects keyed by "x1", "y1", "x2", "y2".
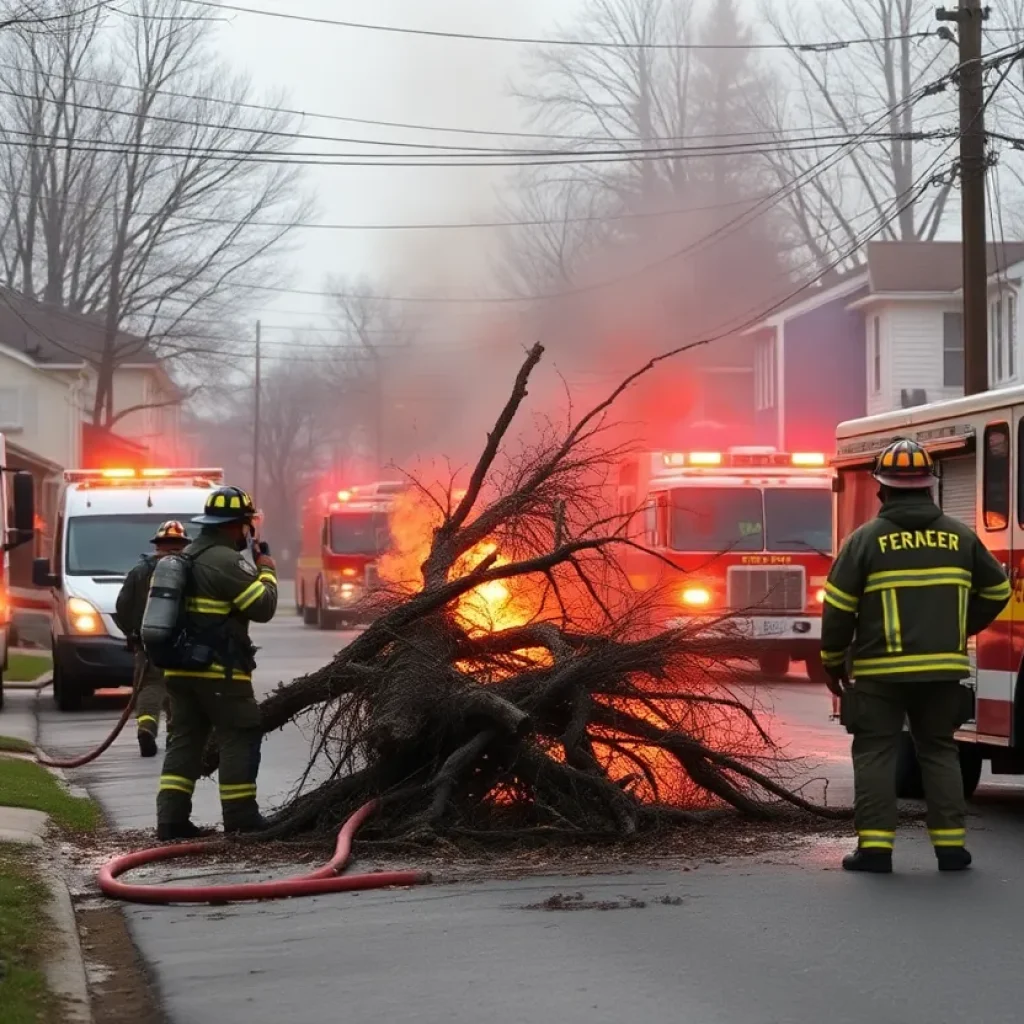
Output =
[
  {"x1": 158, "y1": 784, "x2": 194, "y2": 795},
  {"x1": 881, "y1": 589, "x2": 902, "y2": 654},
  {"x1": 137, "y1": 715, "x2": 158, "y2": 725},
  {"x1": 187, "y1": 598, "x2": 232, "y2": 614},
  {"x1": 821, "y1": 649, "x2": 847, "y2": 667},
  {"x1": 859, "y1": 840, "x2": 894, "y2": 849},
  {"x1": 853, "y1": 653, "x2": 970, "y2": 676},
  {"x1": 219, "y1": 783, "x2": 257, "y2": 792},
  {"x1": 958, "y1": 586, "x2": 968, "y2": 652},
  {"x1": 977, "y1": 581, "x2": 1011, "y2": 600},
  {"x1": 929, "y1": 829, "x2": 966, "y2": 837},
  {"x1": 866, "y1": 567, "x2": 972, "y2": 584},
  {"x1": 160, "y1": 774, "x2": 195, "y2": 789},
  {"x1": 219, "y1": 786, "x2": 258, "y2": 801},
  {"x1": 233, "y1": 580, "x2": 266, "y2": 611},
  {"x1": 164, "y1": 666, "x2": 252, "y2": 682},
  {"x1": 257, "y1": 571, "x2": 276, "y2": 584},
  {"x1": 865, "y1": 577, "x2": 971, "y2": 593},
  {"x1": 824, "y1": 582, "x2": 858, "y2": 613}
]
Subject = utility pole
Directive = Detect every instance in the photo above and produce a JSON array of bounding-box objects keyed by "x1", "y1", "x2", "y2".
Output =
[
  {"x1": 938, "y1": 0, "x2": 990, "y2": 396},
  {"x1": 253, "y1": 320, "x2": 261, "y2": 504}
]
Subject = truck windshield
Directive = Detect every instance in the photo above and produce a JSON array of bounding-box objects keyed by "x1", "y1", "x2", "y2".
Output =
[
  {"x1": 667, "y1": 487, "x2": 832, "y2": 554},
  {"x1": 668, "y1": 488, "x2": 764, "y2": 552},
  {"x1": 764, "y1": 488, "x2": 833, "y2": 554},
  {"x1": 66, "y1": 514, "x2": 194, "y2": 576},
  {"x1": 329, "y1": 512, "x2": 390, "y2": 555}
]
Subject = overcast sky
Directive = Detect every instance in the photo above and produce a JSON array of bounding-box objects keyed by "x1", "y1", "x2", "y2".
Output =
[{"x1": 205, "y1": 0, "x2": 584, "y2": 350}]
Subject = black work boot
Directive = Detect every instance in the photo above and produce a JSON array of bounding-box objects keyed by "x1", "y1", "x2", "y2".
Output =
[
  {"x1": 936, "y1": 847, "x2": 972, "y2": 872},
  {"x1": 842, "y1": 848, "x2": 893, "y2": 873},
  {"x1": 137, "y1": 731, "x2": 158, "y2": 758},
  {"x1": 157, "y1": 821, "x2": 215, "y2": 842}
]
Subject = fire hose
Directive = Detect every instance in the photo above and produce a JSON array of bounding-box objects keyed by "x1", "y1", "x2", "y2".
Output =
[
  {"x1": 97, "y1": 799, "x2": 432, "y2": 904},
  {"x1": 35, "y1": 658, "x2": 144, "y2": 769}
]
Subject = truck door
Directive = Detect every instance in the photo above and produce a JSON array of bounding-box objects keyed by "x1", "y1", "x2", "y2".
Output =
[{"x1": 971, "y1": 420, "x2": 1015, "y2": 741}]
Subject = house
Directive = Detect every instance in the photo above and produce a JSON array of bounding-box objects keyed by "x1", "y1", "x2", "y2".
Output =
[
  {"x1": 747, "y1": 241, "x2": 1024, "y2": 451},
  {"x1": 0, "y1": 288, "x2": 188, "y2": 597}
]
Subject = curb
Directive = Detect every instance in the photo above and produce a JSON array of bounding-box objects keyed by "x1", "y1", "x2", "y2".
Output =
[
  {"x1": 41, "y1": 859, "x2": 94, "y2": 1024},
  {"x1": 5, "y1": 670, "x2": 53, "y2": 691}
]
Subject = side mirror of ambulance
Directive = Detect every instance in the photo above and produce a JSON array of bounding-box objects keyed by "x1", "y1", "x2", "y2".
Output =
[
  {"x1": 3, "y1": 470, "x2": 35, "y2": 550},
  {"x1": 32, "y1": 558, "x2": 58, "y2": 589}
]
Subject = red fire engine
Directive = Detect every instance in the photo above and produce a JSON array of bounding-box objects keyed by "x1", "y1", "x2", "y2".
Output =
[
  {"x1": 296, "y1": 481, "x2": 404, "y2": 630},
  {"x1": 834, "y1": 385, "x2": 1024, "y2": 799},
  {"x1": 615, "y1": 447, "x2": 834, "y2": 681}
]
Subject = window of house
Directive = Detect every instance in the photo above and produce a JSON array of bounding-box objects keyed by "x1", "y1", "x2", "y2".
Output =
[
  {"x1": 755, "y1": 339, "x2": 775, "y2": 411},
  {"x1": 992, "y1": 299, "x2": 1007, "y2": 384},
  {"x1": 1008, "y1": 294, "x2": 1017, "y2": 380},
  {"x1": 983, "y1": 422, "x2": 1010, "y2": 531},
  {"x1": 871, "y1": 317, "x2": 881, "y2": 394},
  {"x1": 942, "y1": 311, "x2": 964, "y2": 387}
]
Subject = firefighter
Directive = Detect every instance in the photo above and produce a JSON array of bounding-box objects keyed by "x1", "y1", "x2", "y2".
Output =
[
  {"x1": 155, "y1": 486, "x2": 277, "y2": 841},
  {"x1": 820, "y1": 438, "x2": 1011, "y2": 873},
  {"x1": 114, "y1": 520, "x2": 190, "y2": 758}
]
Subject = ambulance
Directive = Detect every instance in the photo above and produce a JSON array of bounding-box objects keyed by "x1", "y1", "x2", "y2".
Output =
[
  {"x1": 614, "y1": 447, "x2": 834, "y2": 680},
  {"x1": 32, "y1": 467, "x2": 223, "y2": 711},
  {"x1": 834, "y1": 385, "x2": 1024, "y2": 798},
  {"x1": 0, "y1": 433, "x2": 36, "y2": 711}
]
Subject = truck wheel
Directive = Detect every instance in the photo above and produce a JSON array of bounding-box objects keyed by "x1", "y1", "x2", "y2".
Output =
[
  {"x1": 53, "y1": 662, "x2": 84, "y2": 713},
  {"x1": 895, "y1": 731, "x2": 924, "y2": 799},
  {"x1": 757, "y1": 652, "x2": 791, "y2": 678},
  {"x1": 957, "y1": 742, "x2": 983, "y2": 800}
]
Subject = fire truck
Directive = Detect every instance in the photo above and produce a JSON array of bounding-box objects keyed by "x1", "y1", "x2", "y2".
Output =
[
  {"x1": 0, "y1": 434, "x2": 36, "y2": 711},
  {"x1": 834, "y1": 384, "x2": 1024, "y2": 799},
  {"x1": 296, "y1": 481, "x2": 404, "y2": 630},
  {"x1": 615, "y1": 447, "x2": 834, "y2": 681}
]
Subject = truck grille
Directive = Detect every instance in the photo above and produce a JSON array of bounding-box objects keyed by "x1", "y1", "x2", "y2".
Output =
[
  {"x1": 726, "y1": 567, "x2": 805, "y2": 612},
  {"x1": 365, "y1": 563, "x2": 380, "y2": 591}
]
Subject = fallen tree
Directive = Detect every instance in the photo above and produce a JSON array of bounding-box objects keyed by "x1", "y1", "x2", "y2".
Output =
[{"x1": 250, "y1": 343, "x2": 845, "y2": 841}]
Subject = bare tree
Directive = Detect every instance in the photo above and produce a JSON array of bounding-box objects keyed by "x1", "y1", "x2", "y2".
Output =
[
  {"x1": 758, "y1": 0, "x2": 957, "y2": 269},
  {"x1": 0, "y1": 0, "x2": 310, "y2": 426}
]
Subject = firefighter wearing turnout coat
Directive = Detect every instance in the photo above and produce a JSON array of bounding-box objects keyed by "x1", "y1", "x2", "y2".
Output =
[
  {"x1": 114, "y1": 520, "x2": 190, "y2": 758},
  {"x1": 155, "y1": 486, "x2": 277, "y2": 841},
  {"x1": 820, "y1": 438, "x2": 1011, "y2": 873}
]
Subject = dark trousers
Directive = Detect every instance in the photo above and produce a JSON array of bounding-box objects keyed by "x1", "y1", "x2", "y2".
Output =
[
  {"x1": 847, "y1": 678, "x2": 970, "y2": 851},
  {"x1": 156, "y1": 676, "x2": 263, "y2": 830},
  {"x1": 134, "y1": 651, "x2": 169, "y2": 737}
]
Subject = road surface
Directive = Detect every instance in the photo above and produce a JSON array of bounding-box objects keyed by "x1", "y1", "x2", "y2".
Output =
[{"x1": 33, "y1": 586, "x2": 1024, "y2": 1024}]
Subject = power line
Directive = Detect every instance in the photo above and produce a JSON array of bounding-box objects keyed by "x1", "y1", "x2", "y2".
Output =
[{"x1": 180, "y1": 1, "x2": 939, "y2": 53}]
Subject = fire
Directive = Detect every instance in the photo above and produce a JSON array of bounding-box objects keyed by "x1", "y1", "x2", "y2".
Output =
[{"x1": 378, "y1": 488, "x2": 540, "y2": 636}]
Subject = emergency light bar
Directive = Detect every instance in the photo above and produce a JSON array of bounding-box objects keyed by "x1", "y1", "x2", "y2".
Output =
[
  {"x1": 660, "y1": 450, "x2": 827, "y2": 470},
  {"x1": 64, "y1": 467, "x2": 225, "y2": 485}
]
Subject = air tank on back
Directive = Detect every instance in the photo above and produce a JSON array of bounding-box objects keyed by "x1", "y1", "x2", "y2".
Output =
[{"x1": 141, "y1": 554, "x2": 188, "y2": 660}]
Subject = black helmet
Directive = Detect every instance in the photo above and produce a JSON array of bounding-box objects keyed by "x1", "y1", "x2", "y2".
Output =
[
  {"x1": 872, "y1": 438, "x2": 937, "y2": 489},
  {"x1": 192, "y1": 486, "x2": 257, "y2": 525}
]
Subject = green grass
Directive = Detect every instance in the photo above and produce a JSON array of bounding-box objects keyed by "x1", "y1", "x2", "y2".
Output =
[
  {"x1": 0, "y1": 846, "x2": 54, "y2": 1024},
  {"x1": 0, "y1": 757, "x2": 99, "y2": 833},
  {"x1": 0, "y1": 736, "x2": 34, "y2": 754},
  {"x1": 4, "y1": 654, "x2": 52, "y2": 683}
]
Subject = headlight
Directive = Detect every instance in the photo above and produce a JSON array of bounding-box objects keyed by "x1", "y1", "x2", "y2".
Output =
[
  {"x1": 815, "y1": 588, "x2": 826, "y2": 604},
  {"x1": 680, "y1": 586, "x2": 712, "y2": 608},
  {"x1": 67, "y1": 596, "x2": 104, "y2": 634}
]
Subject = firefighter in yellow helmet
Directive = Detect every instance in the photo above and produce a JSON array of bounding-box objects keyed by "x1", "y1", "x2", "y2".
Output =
[
  {"x1": 114, "y1": 520, "x2": 190, "y2": 757},
  {"x1": 820, "y1": 438, "x2": 1010, "y2": 873},
  {"x1": 156, "y1": 486, "x2": 277, "y2": 840}
]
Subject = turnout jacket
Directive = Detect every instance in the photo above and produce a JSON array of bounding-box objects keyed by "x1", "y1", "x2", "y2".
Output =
[
  {"x1": 114, "y1": 554, "x2": 158, "y2": 642},
  {"x1": 821, "y1": 492, "x2": 1011, "y2": 682},
  {"x1": 163, "y1": 530, "x2": 278, "y2": 684}
]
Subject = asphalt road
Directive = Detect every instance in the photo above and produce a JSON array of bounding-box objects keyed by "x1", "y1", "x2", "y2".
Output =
[{"x1": 34, "y1": 587, "x2": 1024, "y2": 1024}]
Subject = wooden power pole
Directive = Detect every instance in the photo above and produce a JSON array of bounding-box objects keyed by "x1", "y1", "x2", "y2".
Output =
[
  {"x1": 938, "y1": 0, "x2": 990, "y2": 396},
  {"x1": 253, "y1": 320, "x2": 261, "y2": 504}
]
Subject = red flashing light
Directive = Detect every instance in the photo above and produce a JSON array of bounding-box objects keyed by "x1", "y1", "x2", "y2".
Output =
[
  {"x1": 688, "y1": 452, "x2": 722, "y2": 466},
  {"x1": 791, "y1": 453, "x2": 827, "y2": 467},
  {"x1": 337, "y1": 490, "x2": 352, "y2": 503},
  {"x1": 681, "y1": 585, "x2": 712, "y2": 607}
]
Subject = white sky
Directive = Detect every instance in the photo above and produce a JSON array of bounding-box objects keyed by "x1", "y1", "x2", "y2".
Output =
[{"x1": 206, "y1": 0, "x2": 584, "y2": 348}]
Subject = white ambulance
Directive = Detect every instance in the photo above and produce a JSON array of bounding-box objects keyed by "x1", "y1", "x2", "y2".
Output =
[
  {"x1": 32, "y1": 467, "x2": 223, "y2": 711},
  {"x1": 835, "y1": 385, "x2": 1024, "y2": 798},
  {"x1": 0, "y1": 433, "x2": 36, "y2": 711}
]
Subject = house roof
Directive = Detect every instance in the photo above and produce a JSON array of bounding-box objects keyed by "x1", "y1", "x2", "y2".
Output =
[
  {"x1": 0, "y1": 287, "x2": 158, "y2": 366},
  {"x1": 865, "y1": 241, "x2": 1024, "y2": 293}
]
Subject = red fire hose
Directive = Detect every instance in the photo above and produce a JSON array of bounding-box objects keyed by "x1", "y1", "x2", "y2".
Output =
[
  {"x1": 98, "y1": 799, "x2": 432, "y2": 905},
  {"x1": 36, "y1": 663, "x2": 143, "y2": 769}
]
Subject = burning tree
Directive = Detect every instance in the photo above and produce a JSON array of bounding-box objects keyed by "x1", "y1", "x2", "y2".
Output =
[{"x1": 254, "y1": 344, "x2": 842, "y2": 841}]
